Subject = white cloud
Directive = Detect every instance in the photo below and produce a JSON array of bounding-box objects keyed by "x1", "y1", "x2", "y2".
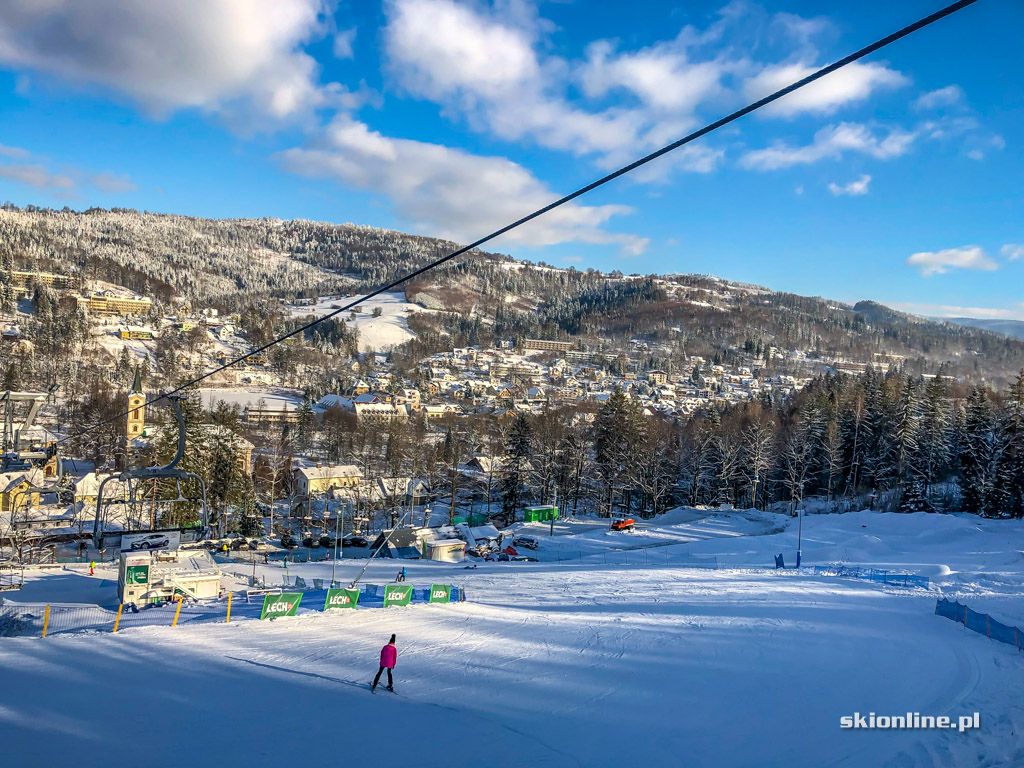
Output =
[
  {"x1": 277, "y1": 117, "x2": 648, "y2": 255},
  {"x1": 828, "y1": 174, "x2": 871, "y2": 196},
  {"x1": 739, "y1": 122, "x2": 916, "y2": 170},
  {"x1": 743, "y1": 61, "x2": 907, "y2": 117},
  {"x1": 579, "y1": 39, "x2": 729, "y2": 115},
  {"x1": 0, "y1": 143, "x2": 135, "y2": 195},
  {"x1": 913, "y1": 85, "x2": 964, "y2": 111},
  {"x1": 1002, "y1": 244, "x2": 1024, "y2": 261},
  {"x1": 90, "y1": 172, "x2": 137, "y2": 193},
  {"x1": 0, "y1": 0, "x2": 348, "y2": 125},
  {"x1": 385, "y1": 0, "x2": 539, "y2": 100},
  {"x1": 0, "y1": 162, "x2": 75, "y2": 191},
  {"x1": 384, "y1": 0, "x2": 648, "y2": 161},
  {"x1": 0, "y1": 143, "x2": 31, "y2": 159},
  {"x1": 332, "y1": 28, "x2": 357, "y2": 59},
  {"x1": 906, "y1": 246, "x2": 998, "y2": 277}
]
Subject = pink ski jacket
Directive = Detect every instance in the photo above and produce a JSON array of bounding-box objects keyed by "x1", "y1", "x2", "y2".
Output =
[{"x1": 380, "y1": 643, "x2": 397, "y2": 668}]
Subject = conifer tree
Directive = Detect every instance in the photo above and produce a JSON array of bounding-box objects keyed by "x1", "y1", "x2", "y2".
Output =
[
  {"x1": 500, "y1": 413, "x2": 534, "y2": 525},
  {"x1": 960, "y1": 387, "x2": 997, "y2": 516}
]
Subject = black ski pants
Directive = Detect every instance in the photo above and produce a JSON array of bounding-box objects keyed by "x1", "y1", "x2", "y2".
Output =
[{"x1": 373, "y1": 666, "x2": 393, "y2": 688}]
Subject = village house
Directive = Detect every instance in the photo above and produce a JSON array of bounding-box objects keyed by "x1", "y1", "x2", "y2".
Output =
[{"x1": 293, "y1": 464, "x2": 364, "y2": 498}]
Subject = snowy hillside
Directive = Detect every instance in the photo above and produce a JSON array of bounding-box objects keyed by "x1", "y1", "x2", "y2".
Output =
[
  {"x1": 285, "y1": 292, "x2": 424, "y2": 352},
  {"x1": 1, "y1": 510, "x2": 1022, "y2": 767}
]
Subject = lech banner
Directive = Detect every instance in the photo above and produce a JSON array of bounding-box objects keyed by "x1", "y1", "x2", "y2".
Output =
[
  {"x1": 429, "y1": 584, "x2": 451, "y2": 603},
  {"x1": 324, "y1": 588, "x2": 360, "y2": 610},
  {"x1": 260, "y1": 592, "x2": 303, "y2": 620},
  {"x1": 383, "y1": 584, "x2": 413, "y2": 607},
  {"x1": 125, "y1": 564, "x2": 149, "y2": 585}
]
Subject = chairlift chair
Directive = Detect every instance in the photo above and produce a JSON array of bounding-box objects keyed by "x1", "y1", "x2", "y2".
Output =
[{"x1": 93, "y1": 394, "x2": 209, "y2": 549}]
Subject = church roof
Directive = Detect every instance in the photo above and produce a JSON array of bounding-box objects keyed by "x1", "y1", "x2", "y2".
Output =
[{"x1": 130, "y1": 366, "x2": 143, "y2": 395}]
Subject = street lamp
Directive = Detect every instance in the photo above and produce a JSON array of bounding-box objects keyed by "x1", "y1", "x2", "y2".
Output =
[
  {"x1": 796, "y1": 501, "x2": 803, "y2": 568},
  {"x1": 330, "y1": 502, "x2": 341, "y2": 588}
]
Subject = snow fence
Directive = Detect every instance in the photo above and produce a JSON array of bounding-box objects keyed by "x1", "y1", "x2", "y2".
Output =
[
  {"x1": 935, "y1": 598, "x2": 1023, "y2": 652},
  {"x1": 0, "y1": 583, "x2": 466, "y2": 639},
  {"x1": 813, "y1": 565, "x2": 929, "y2": 589}
]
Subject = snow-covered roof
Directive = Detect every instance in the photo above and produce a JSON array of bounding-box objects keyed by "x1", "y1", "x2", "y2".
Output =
[{"x1": 295, "y1": 465, "x2": 363, "y2": 481}]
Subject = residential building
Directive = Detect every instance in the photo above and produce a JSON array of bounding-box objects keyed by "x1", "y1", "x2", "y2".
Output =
[
  {"x1": 293, "y1": 464, "x2": 364, "y2": 497},
  {"x1": 523, "y1": 338, "x2": 574, "y2": 352},
  {"x1": 81, "y1": 292, "x2": 153, "y2": 316}
]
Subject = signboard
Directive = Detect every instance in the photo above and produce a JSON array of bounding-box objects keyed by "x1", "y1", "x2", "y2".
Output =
[
  {"x1": 121, "y1": 530, "x2": 181, "y2": 552},
  {"x1": 125, "y1": 564, "x2": 150, "y2": 586},
  {"x1": 260, "y1": 592, "x2": 303, "y2": 620},
  {"x1": 429, "y1": 584, "x2": 451, "y2": 603},
  {"x1": 383, "y1": 584, "x2": 413, "y2": 607},
  {"x1": 324, "y1": 588, "x2": 360, "y2": 610}
]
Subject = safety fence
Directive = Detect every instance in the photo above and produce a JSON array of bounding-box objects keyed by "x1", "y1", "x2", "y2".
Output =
[
  {"x1": 0, "y1": 583, "x2": 466, "y2": 639},
  {"x1": 813, "y1": 564, "x2": 930, "y2": 589},
  {"x1": 935, "y1": 598, "x2": 1023, "y2": 652}
]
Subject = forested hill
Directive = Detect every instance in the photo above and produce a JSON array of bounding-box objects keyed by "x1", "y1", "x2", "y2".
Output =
[{"x1": 3, "y1": 204, "x2": 1024, "y2": 385}]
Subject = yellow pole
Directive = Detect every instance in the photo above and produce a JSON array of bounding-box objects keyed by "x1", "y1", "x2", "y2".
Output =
[
  {"x1": 225, "y1": 592, "x2": 232, "y2": 624},
  {"x1": 113, "y1": 604, "x2": 123, "y2": 633},
  {"x1": 42, "y1": 605, "x2": 50, "y2": 638},
  {"x1": 172, "y1": 597, "x2": 183, "y2": 627}
]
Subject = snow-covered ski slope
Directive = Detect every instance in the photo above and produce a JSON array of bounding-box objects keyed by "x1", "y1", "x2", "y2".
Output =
[{"x1": 2, "y1": 510, "x2": 1023, "y2": 768}]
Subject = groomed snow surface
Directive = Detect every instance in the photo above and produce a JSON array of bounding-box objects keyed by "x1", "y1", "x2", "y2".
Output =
[{"x1": 2, "y1": 510, "x2": 1023, "y2": 768}]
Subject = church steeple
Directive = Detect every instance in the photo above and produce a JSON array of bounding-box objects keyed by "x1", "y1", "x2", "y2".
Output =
[{"x1": 127, "y1": 366, "x2": 146, "y2": 439}]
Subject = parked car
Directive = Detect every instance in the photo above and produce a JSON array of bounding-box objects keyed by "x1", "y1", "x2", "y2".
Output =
[
  {"x1": 513, "y1": 536, "x2": 539, "y2": 550},
  {"x1": 486, "y1": 552, "x2": 511, "y2": 562},
  {"x1": 319, "y1": 535, "x2": 337, "y2": 549},
  {"x1": 611, "y1": 518, "x2": 635, "y2": 532},
  {"x1": 343, "y1": 535, "x2": 369, "y2": 548},
  {"x1": 280, "y1": 534, "x2": 298, "y2": 549},
  {"x1": 511, "y1": 555, "x2": 538, "y2": 562},
  {"x1": 128, "y1": 533, "x2": 170, "y2": 551},
  {"x1": 467, "y1": 546, "x2": 485, "y2": 558},
  {"x1": 231, "y1": 538, "x2": 250, "y2": 551},
  {"x1": 302, "y1": 536, "x2": 321, "y2": 548}
]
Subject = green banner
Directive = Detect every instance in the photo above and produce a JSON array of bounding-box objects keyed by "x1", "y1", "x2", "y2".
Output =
[
  {"x1": 125, "y1": 564, "x2": 149, "y2": 585},
  {"x1": 429, "y1": 584, "x2": 451, "y2": 603},
  {"x1": 324, "y1": 588, "x2": 360, "y2": 610},
  {"x1": 383, "y1": 584, "x2": 413, "y2": 607},
  {"x1": 260, "y1": 592, "x2": 303, "y2": 620}
]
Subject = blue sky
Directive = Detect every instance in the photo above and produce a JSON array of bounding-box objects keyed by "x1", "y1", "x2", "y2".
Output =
[{"x1": 0, "y1": 0, "x2": 1021, "y2": 318}]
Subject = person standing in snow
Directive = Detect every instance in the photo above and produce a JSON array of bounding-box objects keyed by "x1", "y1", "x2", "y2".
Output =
[
  {"x1": 401, "y1": 566, "x2": 407, "y2": 582},
  {"x1": 372, "y1": 634, "x2": 397, "y2": 692},
  {"x1": 90, "y1": 560, "x2": 95, "y2": 576}
]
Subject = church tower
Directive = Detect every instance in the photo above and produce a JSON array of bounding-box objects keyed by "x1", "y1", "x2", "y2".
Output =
[{"x1": 126, "y1": 366, "x2": 146, "y2": 439}]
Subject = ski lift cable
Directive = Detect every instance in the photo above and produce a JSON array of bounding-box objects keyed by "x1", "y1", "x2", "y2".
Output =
[{"x1": 56, "y1": 0, "x2": 980, "y2": 447}]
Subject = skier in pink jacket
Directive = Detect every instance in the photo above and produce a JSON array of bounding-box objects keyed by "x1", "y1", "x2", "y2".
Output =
[{"x1": 372, "y1": 634, "x2": 397, "y2": 693}]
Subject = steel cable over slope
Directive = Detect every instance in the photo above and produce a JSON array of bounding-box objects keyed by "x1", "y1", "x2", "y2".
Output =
[{"x1": 59, "y1": 0, "x2": 982, "y2": 446}]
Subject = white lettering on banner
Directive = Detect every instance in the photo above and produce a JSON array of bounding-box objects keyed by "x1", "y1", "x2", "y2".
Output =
[
  {"x1": 431, "y1": 590, "x2": 447, "y2": 599},
  {"x1": 328, "y1": 595, "x2": 351, "y2": 606},
  {"x1": 267, "y1": 601, "x2": 293, "y2": 614}
]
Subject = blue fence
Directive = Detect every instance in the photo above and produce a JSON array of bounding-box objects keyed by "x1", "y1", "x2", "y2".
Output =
[
  {"x1": 813, "y1": 564, "x2": 930, "y2": 589},
  {"x1": 0, "y1": 583, "x2": 466, "y2": 639},
  {"x1": 935, "y1": 598, "x2": 1022, "y2": 651}
]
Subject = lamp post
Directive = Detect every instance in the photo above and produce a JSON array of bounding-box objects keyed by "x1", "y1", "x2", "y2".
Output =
[
  {"x1": 796, "y1": 501, "x2": 803, "y2": 568},
  {"x1": 330, "y1": 502, "x2": 341, "y2": 588}
]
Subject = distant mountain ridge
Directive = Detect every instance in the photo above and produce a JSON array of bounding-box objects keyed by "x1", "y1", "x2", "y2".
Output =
[{"x1": 942, "y1": 317, "x2": 1024, "y2": 340}]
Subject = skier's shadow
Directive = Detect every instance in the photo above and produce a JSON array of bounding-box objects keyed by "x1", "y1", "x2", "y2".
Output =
[{"x1": 227, "y1": 656, "x2": 368, "y2": 691}]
